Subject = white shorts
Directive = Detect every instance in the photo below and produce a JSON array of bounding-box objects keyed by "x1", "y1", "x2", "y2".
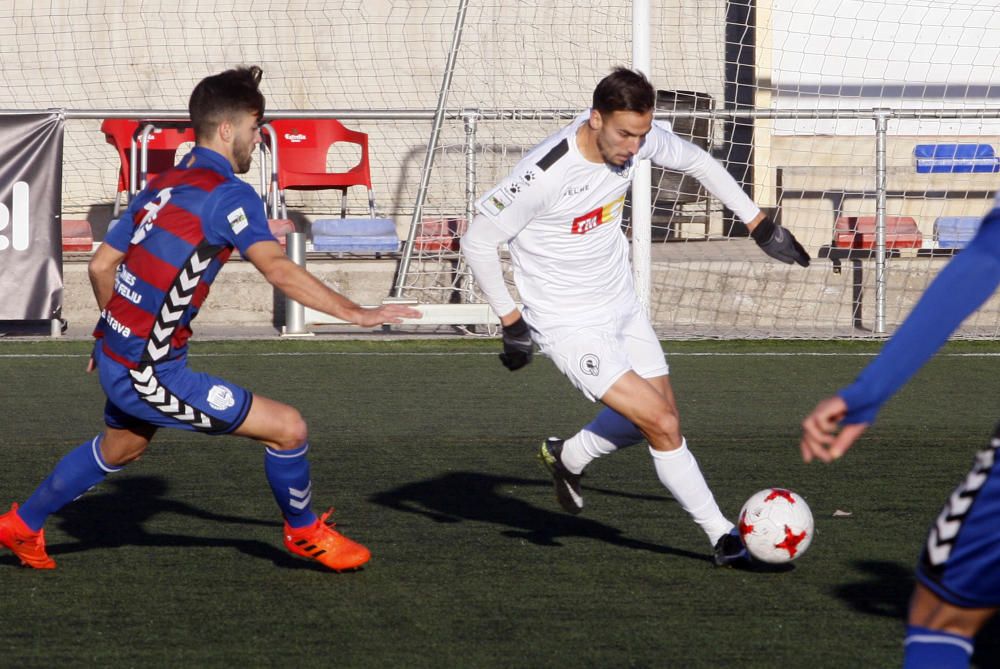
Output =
[{"x1": 533, "y1": 301, "x2": 668, "y2": 402}]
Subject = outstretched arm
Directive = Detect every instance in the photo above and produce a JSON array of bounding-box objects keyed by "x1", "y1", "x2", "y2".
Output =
[
  {"x1": 800, "y1": 206, "x2": 1000, "y2": 462},
  {"x1": 642, "y1": 126, "x2": 809, "y2": 266},
  {"x1": 244, "y1": 240, "x2": 421, "y2": 326}
]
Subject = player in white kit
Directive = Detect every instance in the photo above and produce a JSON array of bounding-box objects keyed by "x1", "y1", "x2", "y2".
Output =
[{"x1": 461, "y1": 67, "x2": 809, "y2": 565}]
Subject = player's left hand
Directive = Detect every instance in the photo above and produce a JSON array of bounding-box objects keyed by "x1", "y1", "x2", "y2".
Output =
[
  {"x1": 353, "y1": 304, "x2": 423, "y2": 327},
  {"x1": 799, "y1": 395, "x2": 868, "y2": 463},
  {"x1": 751, "y1": 217, "x2": 810, "y2": 267}
]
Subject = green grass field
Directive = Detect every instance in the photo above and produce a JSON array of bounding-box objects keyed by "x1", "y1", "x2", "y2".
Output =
[{"x1": 2, "y1": 338, "x2": 999, "y2": 668}]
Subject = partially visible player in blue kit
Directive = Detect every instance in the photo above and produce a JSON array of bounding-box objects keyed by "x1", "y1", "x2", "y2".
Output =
[
  {"x1": 800, "y1": 199, "x2": 1000, "y2": 668},
  {"x1": 0, "y1": 65, "x2": 420, "y2": 572}
]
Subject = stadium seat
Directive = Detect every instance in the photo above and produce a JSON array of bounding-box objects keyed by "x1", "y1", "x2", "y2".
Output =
[
  {"x1": 61, "y1": 218, "x2": 93, "y2": 252},
  {"x1": 914, "y1": 143, "x2": 1000, "y2": 173},
  {"x1": 134, "y1": 122, "x2": 197, "y2": 191},
  {"x1": 414, "y1": 217, "x2": 467, "y2": 252},
  {"x1": 311, "y1": 218, "x2": 399, "y2": 254},
  {"x1": 833, "y1": 216, "x2": 923, "y2": 249},
  {"x1": 100, "y1": 119, "x2": 196, "y2": 216},
  {"x1": 934, "y1": 216, "x2": 981, "y2": 249},
  {"x1": 100, "y1": 118, "x2": 141, "y2": 217},
  {"x1": 260, "y1": 119, "x2": 397, "y2": 254}
]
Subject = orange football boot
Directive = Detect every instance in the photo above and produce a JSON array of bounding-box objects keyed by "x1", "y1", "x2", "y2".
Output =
[
  {"x1": 283, "y1": 508, "x2": 370, "y2": 572},
  {"x1": 0, "y1": 503, "x2": 56, "y2": 569}
]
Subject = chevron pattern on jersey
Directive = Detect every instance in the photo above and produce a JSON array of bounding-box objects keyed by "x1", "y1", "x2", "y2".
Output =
[
  {"x1": 129, "y1": 365, "x2": 219, "y2": 431},
  {"x1": 924, "y1": 436, "x2": 997, "y2": 567},
  {"x1": 144, "y1": 245, "x2": 217, "y2": 363}
]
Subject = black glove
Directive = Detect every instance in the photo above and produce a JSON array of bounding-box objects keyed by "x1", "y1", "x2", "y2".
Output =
[
  {"x1": 750, "y1": 217, "x2": 810, "y2": 267},
  {"x1": 499, "y1": 317, "x2": 533, "y2": 371}
]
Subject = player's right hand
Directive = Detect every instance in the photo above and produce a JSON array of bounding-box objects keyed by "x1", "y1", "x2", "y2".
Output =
[
  {"x1": 499, "y1": 316, "x2": 533, "y2": 371},
  {"x1": 799, "y1": 395, "x2": 868, "y2": 463},
  {"x1": 353, "y1": 303, "x2": 423, "y2": 327}
]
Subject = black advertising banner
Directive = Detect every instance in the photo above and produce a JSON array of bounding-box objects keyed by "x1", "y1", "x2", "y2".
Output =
[{"x1": 0, "y1": 112, "x2": 63, "y2": 320}]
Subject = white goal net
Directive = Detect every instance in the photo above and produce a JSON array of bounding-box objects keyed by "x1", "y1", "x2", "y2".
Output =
[{"x1": 2, "y1": 0, "x2": 999, "y2": 338}]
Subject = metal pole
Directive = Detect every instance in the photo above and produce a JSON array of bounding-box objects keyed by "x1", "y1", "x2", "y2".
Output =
[
  {"x1": 464, "y1": 111, "x2": 478, "y2": 228},
  {"x1": 874, "y1": 109, "x2": 890, "y2": 334},
  {"x1": 282, "y1": 232, "x2": 309, "y2": 335},
  {"x1": 631, "y1": 0, "x2": 652, "y2": 314},
  {"x1": 394, "y1": 0, "x2": 470, "y2": 298}
]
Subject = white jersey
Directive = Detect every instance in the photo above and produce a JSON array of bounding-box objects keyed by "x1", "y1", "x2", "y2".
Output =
[{"x1": 466, "y1": 112, "x2": 760, "y2": 332}]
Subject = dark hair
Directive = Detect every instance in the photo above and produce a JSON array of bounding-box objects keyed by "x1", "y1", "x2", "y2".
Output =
[
  {"x1": 188, "y1": 65, "x2": 265, "y2": 141},
  {"x1": 592, "y1": 67, "x2": 655, "y2": 115}
]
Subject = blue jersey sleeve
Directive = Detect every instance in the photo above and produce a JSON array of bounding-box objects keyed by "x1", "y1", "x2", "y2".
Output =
[
  {"x1": 203, "y1": 181, "x2": 276, "y2": 254},
  {"x1": 839, "y1": 206, "x2": 1000, "y2": 424}
]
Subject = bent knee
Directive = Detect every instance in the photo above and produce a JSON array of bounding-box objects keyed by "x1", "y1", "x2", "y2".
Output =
[
  {"x1": 639, "y1": 412, "x2": 682, "y2": 449},
  {"x1": 271, "y1": 407, "x2": 309, "y2": 450}
]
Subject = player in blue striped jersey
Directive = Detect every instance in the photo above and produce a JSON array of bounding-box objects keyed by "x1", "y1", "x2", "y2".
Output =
[{"x1": 0, "y1": 66, "x2": 420, "y2": 573}]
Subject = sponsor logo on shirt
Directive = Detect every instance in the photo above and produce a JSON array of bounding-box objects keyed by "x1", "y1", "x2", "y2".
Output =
[
  {"x1": 283, "y1": 133, "x2": 307, "y2": 143},
  {"x1": 227, "y1": 207, "x2": 249, "y2": 234},
  {"x1": 207, "y1": 384, "x2": 236, "y2": 411},
  {"x1": 114, "y1": 265, "x2": 142, "y2": 305},
  {"x1": 503, "y1": 176, "x2": 529, "y2": 198},
  {"x1": 570, "y1": 194, "x2": 625, "y2": 234},
  {"x1": 101, "y1": 309, "x2": 131, "y2": 338},
  {"x1": 481, "y1": 185, "x2": 513, "y2": 217}
]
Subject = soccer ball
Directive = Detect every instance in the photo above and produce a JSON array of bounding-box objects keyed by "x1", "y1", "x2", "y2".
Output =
[{"x1": 738, "y1": 488, "x2": 814, "y2": 564}]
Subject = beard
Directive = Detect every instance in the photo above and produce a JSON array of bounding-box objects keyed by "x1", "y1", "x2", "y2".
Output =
[
  {"x1": 233, "y1": 139, "x2": 254, "y2": 174},
  {"x1": 595, "y1": 133, "x2": 627, "y2": 167}
]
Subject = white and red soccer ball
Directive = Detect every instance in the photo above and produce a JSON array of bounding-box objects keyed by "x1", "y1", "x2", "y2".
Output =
[{"x1": 738, "y1": 488, "x2": 814, "y2": 564}]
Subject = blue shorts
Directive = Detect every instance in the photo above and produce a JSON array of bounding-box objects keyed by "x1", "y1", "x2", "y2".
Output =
[
  {"x1": 916, "y1": 426, "x2": 1000, "y2": 608},
  {"x1": 95, "y1": 344, "x2": 253, "y2": 435}
]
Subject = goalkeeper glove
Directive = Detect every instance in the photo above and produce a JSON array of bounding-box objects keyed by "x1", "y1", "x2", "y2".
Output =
[
  {"x1": 750, "y1": 217, "x2": 810, "y2": 267},
  {"x1": 499, "y1": 316, "x2": 533, "y2": 371}
]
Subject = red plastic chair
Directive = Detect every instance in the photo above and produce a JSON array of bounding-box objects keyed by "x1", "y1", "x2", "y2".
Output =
[
  {"x1": 261, "y1": 119, "x2": 379, "y2": 220},
  {"x1": 134, "y1": 122, "x2": 197, "y2": 190},
  {"x1": 100, "y1": 118, "x2": 140, "y2": 216},
  {"x1": 100, "y1": 119, "x2": 196, "y2": 216}
]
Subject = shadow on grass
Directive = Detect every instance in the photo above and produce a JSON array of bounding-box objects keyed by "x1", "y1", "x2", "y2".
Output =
[
  {"x1": 833, "y1": 560, "x2": 1000, "y2": 667},
  {"x1": 370, "y1": 470, "x2": 709, "y2": 563},
  {"x1": 1, "y1": 475, "x2": 331, "y2": 573}
]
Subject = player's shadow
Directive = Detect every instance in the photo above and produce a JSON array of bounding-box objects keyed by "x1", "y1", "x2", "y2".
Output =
[
  {"x1": 5, "y1": 475, "x2": 329, "y2": 572},
  {"x1": 833, "y1": 560, "x2": 1000, "y2": 667},
  {"x1": 369, "y1": 470, "x2": 708, "y2": 562}
]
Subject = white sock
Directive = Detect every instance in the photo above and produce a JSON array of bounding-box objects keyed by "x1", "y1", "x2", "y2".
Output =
[
  {"x1": 560, "y1": 408, "x2": 646, "y2": 474},
  {"x1": 648, "y1": 439, "x2": 734, "y2": 545}
]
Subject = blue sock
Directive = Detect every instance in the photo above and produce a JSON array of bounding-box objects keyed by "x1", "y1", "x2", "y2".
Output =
[
  {"x1": 264, "y1": 443, "x2": 317, "y2": 529},
  {"x1": 903, "y1": 625, "x2": 973, "y2": 669},
  {"x1": 19, "y1": 435, "x2": 122, "y2": 531},
  {"x1": 585, "y1": 407, "x2": 644, "y2": 449}
]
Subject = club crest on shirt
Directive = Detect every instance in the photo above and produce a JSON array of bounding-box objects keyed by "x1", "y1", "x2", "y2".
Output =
[
  {"x1": 207, "y1": 384, "x2": 236, "y2": 411},
  {"x1": 580, "y1": 354, "x2": 601, "y2": 376},
  {"x1": 611, "y1": 157, "x2": 634, "y2": 178},
  {"x1": 227, "y1": 207, "x2": 249, "y2": 234}
]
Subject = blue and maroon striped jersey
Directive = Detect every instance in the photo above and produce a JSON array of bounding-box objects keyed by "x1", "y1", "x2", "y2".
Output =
[{"x1": 95, "y1": 146, "x2": 275, "y2": 366}]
